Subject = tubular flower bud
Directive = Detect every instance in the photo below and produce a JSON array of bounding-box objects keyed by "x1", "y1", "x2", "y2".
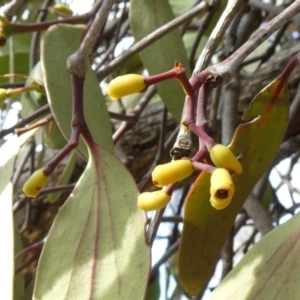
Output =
[
  {"x1": 210, "y1": 168, "x2": 234, "y2": 210},
  {"x1": 0, "y1": 33, "x2": 7, "y2": 46},
  {"x1": 0, "y1": 88, "x2": 7, "y2": 103},
  {"x1": 0, "y1": 17, "x2": 10, "y2": 46},
  {"x1": 209, "y1": 144, "x2": 242, "y2": 175},
  {"x1": 23, "y1": 169, "x2": 49, "y2": 198},
  {"x1": 107, "y1": 74, "x2": 146, "y2": 100},
  {"x1": 52, "y1": 4, "x2": 73, "y2": 17},
  {"x1": 138, "y1": 190, "x2": 171, "y2": 211},
  {"x1": 152, "y1": 160, "x2": 194, "y2": 187}
]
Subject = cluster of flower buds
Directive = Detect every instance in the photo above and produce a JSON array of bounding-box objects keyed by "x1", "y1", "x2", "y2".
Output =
[
  {"x1": 138, "y1": 160, "x2": 194, "y2": 211},
  {"x1": 208, "y1": 144, "x2": 242, "y2": 210},
  {"x1": 106, "y1": 71, "x2": 243, "y2": 211}
]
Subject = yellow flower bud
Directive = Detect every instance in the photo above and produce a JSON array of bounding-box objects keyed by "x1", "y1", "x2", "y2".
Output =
[
  {"x1": 209, "y1": 144, "x2": 242, "y2": 175},
  {"x1": 52, "y1": 4, "x2": 73, "y2": 16},
  {"x1": 210, "y1": 168, "x2": 234, "y2": 210},
  {"x1": 0, "y1": 33, "x2": 7, "y2": 46},
  {"x1": 107, "y1": 74, "x2": 146, "y2": 100},
  {"x1": 138, "y1": 190, "x2": 171, "y2": 211},
  {"x1": 23, "y1": 169, "x2": 49, "y2": 198},
  {"x1": 0, "y1": 88, "x2": 7, "y2": 103},
  {"x1": 152, "y1": 160, "x2": 194, "y2": 187},
  {"x1": 0, "y1": 16, "x2": 9, "y2": 26}
]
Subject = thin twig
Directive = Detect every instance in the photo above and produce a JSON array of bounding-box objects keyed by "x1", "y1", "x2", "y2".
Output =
[
  {"x1": 0, "y1": 104, "x2": 50, "y2": 139},
  {"x1": 29, "y1": 0, "x2": 54, "y2": 70},
  {"x1": 150, "y1": 240, "x2": 179, "y2": 279},
  {"x1": 15, "y1": 113, "x2": 53, "y2": 136},
  {"x1": 138, "y1": 107, "x2": 167, "y2": 191},
  {"x1": 207, "y1": 1, "x2": 300, "y2": 85},
  {"x1": 2, "y1": 0, "x2": 26, "y2": 18},
  {"x1": 12, "y1": 139, "x2": 35, "y2": 186},
  {"x1": 113, "y1": 86, "x2": 156, "y2": 143},
  {"x1": 193, "y1": 0, "x2": 246, "y2": 74},
  {"x1": 96, "y1": 1, "x2": 210, "y2": 80},
  {"x1": 146, "y1": 208, "x2": 166, "y2": 246}
]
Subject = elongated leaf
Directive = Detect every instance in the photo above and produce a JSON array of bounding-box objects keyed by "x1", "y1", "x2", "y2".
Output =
[
  {"x1": 44, "y1": 119, "x2": 67, "y2": 150},
  {"x1": 34, "y1": 143, "x2": 150, "y2": 300},
  {"x1": 0, "y1": 34, "x2": 31, "y2": 84},
  {"x1": 130, "y1": 0, "x2": 191, "y2": 122},
  {"x1": 41, "y1": 24, "x2": 114, "y2": 159},
  {"x1": 179, "y1": 78, "x2": 289, "y2": 295},
  {"x1": 169, "y1": 0, "x2": 196, "y2": 15},
  {"x1": 0, "y1": 130, "x2": 38, "y2": 300},
  {"x1": 210, "y1": 211, "x2": 300, "y2": 299}
]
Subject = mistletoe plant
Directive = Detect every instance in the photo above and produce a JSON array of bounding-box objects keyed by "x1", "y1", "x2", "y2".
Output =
[
  {"x1": 1, "y1": 0, "x2": 300, "y2": 299},
  {"x1": 106, "y1": 64, "x2": 243, "y2": 212}
]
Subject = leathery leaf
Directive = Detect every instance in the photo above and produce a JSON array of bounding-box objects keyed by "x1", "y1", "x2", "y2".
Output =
[
  {"x1": 41, "y1": 24, "x2": 113, "y2": 160},
  {"x1": 178, "y1": 78, "x2": 289, "y2": 295},
  {"x1": 0, "y1": 129, "x2": 38, "y2": 300},
  {"x1": 210, "y1": 209, "x2": 300, "y2": 300},
  {"x1": 33, "y1": 143, "x2": 150, "y2": 300}
]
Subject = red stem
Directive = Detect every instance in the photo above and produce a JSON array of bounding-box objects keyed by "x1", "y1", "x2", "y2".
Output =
[
  {"x1": 44, "y1": 74, "x2": 96, "y2": 175},
  {"x1": 9, "y1": 14, "x2": 89, "y2": 34}
]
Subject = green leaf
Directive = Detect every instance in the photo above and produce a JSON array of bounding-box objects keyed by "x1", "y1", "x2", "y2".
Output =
[
  {"x1": 0, "y1": 129, "x2": 38, "y2": 300},
  {"x1": 41, "y1": 24, "x2": 114, "y2": 159},
  {"x1": 0, "y1": 34, "x2": 31, "y2": 83},
  {"x1": 168, "y1": 0, "x2": 196, "y2": 15},
  {"x1": 20, "y1": 61, "x2": 46, "y2": 118},
  {"x1": 146, "y1": 273, "x2": 160, "y2": 300},
  {"x1": 210, "y1": 211, "x2": 300, "y2": 299},
  {"x1": 130, "y1": 0, "x2": 191, "y2": 122},
  {"x1": 33, "y1": 143, "x2": 150, "y2": 300},
  {"x1": 0, "y1": 53, "x2": 29, "y2": 84},
  {"x1": 14, "y1": 224, "x2": 25, "y2": 300},
  {"x1": 178, "y1": 78, "x2": 289, "y2": 295},
  {"x1": 44, "y1": 120, "x2": 67, "y2": 150}
]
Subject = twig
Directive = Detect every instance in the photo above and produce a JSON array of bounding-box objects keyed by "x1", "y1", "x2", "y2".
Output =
[
  {"x1": 189, "y1": 5, "x2": 215, "y2": 70},
  {"x1": 96, "y1": 1, "x2": 210, "y2": 80},
  {"x1": 15, "y1": 239, "x2": 45, "y2": 261},
  {"x1": 146, "y1": 208, "x2": 165, "y2": 245},
  {"x1": 150, "y1": 240, "x2": 179, "y2": 279},
  {"x1": 68, "y1": 0, "x2": 115, "y2": 77},
  {"x1": 207, "y1": 1, "x2": 300, "y2": 85},
  {"x1": 221, "y1": 72, "x2": 240, "y2": 145},
  {"x1": 243, "y1": 193, "x2": 273, "y2": 236},
  {"x1": 248, "y1": 0, "x2": 283, "y2": 15},
  {"x1": 15, "y1": 113, "x2": 53, "y2": 136},
  {"x1": 29, "y1": 0, "x2": 54, "y2": 70},
  {"x1": 0, "y1": 104, "x2": 50, "y2": 139},
  {"x1": 12, "y1": 139, "x2": 35, "y2": 186},
  {"x1": 257, "y1": 22, "x2": 289, "y2": 67},
  {"x1": 94, "y1": 19, "x2": 129, "y2": 70},
  {"x1": 44, "y1": 0, "x2": 115, "y2": 175},
  {"x1": 20, "y1": 199, "x2": 31, "y2": 233},
  {"x1": 221, "y1": 227, "x2": 234, "y2": 279},
  {"x1": 113, "y1": 86, "x2": 156, "y2": 143},
  {"x1": 138, "y1": 107, "x2": 167, "y2": 191},
  {"x1": 2, "y1": 0, "x2": 26, "y2": 18},
  {"x1": 193, "y1": 0, "x2": 246, "y2": 74},
  {"x1": 15, "y1": 252, "x2": 40, "y2": 274}
]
